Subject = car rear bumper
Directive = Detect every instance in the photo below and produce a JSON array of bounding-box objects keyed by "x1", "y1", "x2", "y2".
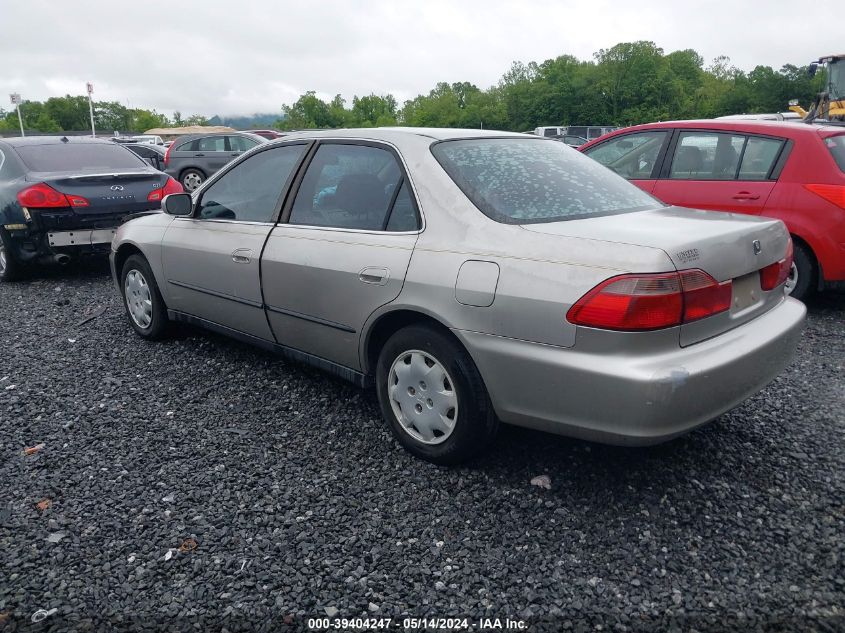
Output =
[{"x1": 455, "y1": 297, "x2": 806, "y2": 445}]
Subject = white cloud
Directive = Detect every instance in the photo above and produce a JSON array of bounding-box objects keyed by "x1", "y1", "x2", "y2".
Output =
[{"x1": 0, "y1": 0, "x2": 837, "y2": 116}]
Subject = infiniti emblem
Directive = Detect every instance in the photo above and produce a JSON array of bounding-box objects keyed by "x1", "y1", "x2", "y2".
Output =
[
  {"x1": 110, "y1": 185, "x2": 124, "y2": 191},
  {"x1": 752, "y1": 239, "x2": 762, "y2": 255}
]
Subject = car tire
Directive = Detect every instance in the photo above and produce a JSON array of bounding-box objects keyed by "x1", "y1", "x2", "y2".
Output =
[
  {"x1": 180, "y1": 169, "x2": 205, "y2": 193},
  {"x1": 376, "y1": 324, "x2": 499, "y2": 465},
  {"x1": 0, "y1": 229, "x2": 26, "y2": 282},
  {"x1": 786, "y1": 241, "x2": 815, "y2": 302},
  {"x1": 120, "y1": 254, "x2": 169, "y2": 340}
]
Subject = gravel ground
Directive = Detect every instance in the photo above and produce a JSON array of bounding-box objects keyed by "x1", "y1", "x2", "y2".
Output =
[{"x1": 0, "y1": 262, "x2": 843, "y2": 633}]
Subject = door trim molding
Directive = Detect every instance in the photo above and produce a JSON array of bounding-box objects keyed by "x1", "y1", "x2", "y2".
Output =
[
  {"x1": 265, "y1": 303, "x2": 356, "y2": 333},
  {"x1": 167, "y1": 279, "x2": 263, "y2": 308}
]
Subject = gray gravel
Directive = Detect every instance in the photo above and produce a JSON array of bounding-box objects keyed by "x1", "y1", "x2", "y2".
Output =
[{"x1": 1, "y1": 262, "x2": 843, "y2": 632}]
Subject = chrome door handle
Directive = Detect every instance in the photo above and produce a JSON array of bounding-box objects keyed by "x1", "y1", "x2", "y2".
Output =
[
  {"x1": 358, "y1": 267, "x2": 389, "y2": 285},
  {"x1": 232, "y1": 248, "x2": 252, "y2": 264}
]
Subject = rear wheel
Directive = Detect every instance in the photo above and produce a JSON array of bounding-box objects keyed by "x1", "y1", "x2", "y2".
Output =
[
  {"x1": 180, "y1": 169, "x2": 205, "y2": 192},
  {"x1": 785, "y1": 241, "x2": 815, "y2": 302},
  {"x1": 120, "y1": 254, "x2": 169, "y2": 339},
  {"x1": 0, "y1": 229, "x2": 26, "y2": 282},
  {"x1": 376, "y1": 324, "x2": 498, "y2": 465}
]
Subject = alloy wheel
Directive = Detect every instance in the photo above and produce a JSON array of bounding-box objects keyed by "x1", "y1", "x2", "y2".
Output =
[
  {"x1": 124, "y1": 269, "x2": 153, "y2": 329},
  {"x1": 0, "y1": 243, "x2": 6, "y2": 276},
  {"x1": 388, "y1": 350, "x2": 459, "y2": 445}
]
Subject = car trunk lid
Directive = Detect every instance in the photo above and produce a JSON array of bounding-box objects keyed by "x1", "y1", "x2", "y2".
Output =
[
  {"x1": 522, "y1": 206, "x2": 791, "y2": 345},
  {"x1": 31, "y1": 170, "x2": 167, "y2": 215}
]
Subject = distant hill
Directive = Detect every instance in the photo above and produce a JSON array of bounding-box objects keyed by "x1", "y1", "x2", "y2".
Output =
[{"x1": 207, "y1": 113, "x2": 281, "y2": 130}]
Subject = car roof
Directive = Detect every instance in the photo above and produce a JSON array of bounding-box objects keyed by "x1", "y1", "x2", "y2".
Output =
[
  {"x1": 0, "y1": 135, "x2": 116, "y2": 147},
  {"x1": 609, "y1": 119, "x2": 842, "y2": 136},
  {"x1": 579, "y1": 119, "x2": 845, "y2": 151},
  {"x1": 274, "y1": 127, "x2": 527, "y2": 142}
]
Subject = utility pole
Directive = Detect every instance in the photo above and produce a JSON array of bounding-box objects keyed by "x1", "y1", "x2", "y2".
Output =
[
  {"x1": 9, "y1": 93, "x2": 24, "y2": 137},
  {"x1": 87, "y1": 82, "x2": 96, "y2": 137}
]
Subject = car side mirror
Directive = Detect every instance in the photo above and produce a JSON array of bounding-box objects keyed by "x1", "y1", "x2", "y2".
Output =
[{"x1": 162, "y1": 193, "x2": 193, "y2": 216}]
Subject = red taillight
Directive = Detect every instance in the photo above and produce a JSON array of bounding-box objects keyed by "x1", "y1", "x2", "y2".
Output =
[
  {"x1": 760, "y1": 239, "x2": 793, "y2": 291},
  {"x1": 163, "y1": 143, "x2": 173, "y2": 168},
  {"x1": 804, "y1": 183, "x2": 845, "y2": 210},
  {"x1": 680, "y1": 269, "x2": 732, "y2": 322},
  {"x1": 17, "y1": 183, "x2": 88, "y2": 208},
  {"x1": 567, "y1": 269, "x2": 732, "y2": 331},
  {"x1": 147, "y1": 177, "x2": 183, "y2": 202}
]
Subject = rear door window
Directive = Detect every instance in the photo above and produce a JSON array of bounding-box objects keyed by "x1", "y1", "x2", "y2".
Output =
[
  {"x1": 669, "y1": 132, "x2": 745, "y2": 180},
  {"x1": 583, "y1": 131, "x2": 668, "y2": 179},
  {"x1": 229, "y1": 136, "x2": 260, "y2": 152},
  {"x1": 14, "y1": 143, "x2": 145, "y2": 171},
  {"x1": 289, "y1": 143, "x2": 417, "y2": 231},
  {"x1": 738, "y1": 137, "x2": 785, "y2": 180},
  {"x1": 197, "y1": 136, "x2": 227, "y2": 152}
]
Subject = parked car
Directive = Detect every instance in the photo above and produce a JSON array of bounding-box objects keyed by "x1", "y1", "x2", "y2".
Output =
[
  {"x1": 579, "y1": 120, "x2": 845, "y2": 300},
  {"x1": 535, "y1": 126, "x2": 618, "y2": 141},
  {"x1": 111, "y1": 128, "x2": 804, "y2": 464},
  {"x1": 113, "y1": 135, "x2": 165, "y2": 146},
  {"x1": 124, "y1": 143, "x2": 167, "y2": 170},
  {"x1": 163, "y1": 132, "x2": 265, "y2": 192},
  {"x1": 248, "y1": 129, "x2": 286, "y2": 140},
  {"x1": 552, "y1": 134, "x2": 589, "y2": 147},
  {"x1": 0, "y1": 136, "x2": 182, "y2": 281}
]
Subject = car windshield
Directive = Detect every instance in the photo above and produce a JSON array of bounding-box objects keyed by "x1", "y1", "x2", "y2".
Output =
[
  {"x1": 431, "y1": 137, "x2": 661, "y2": 224},
  {"x1": 15, "y1": 143, "x2": 144, "y2": 171},
  {"x1": 824, "y1": 134, "x2": 845, "y2": 172}
]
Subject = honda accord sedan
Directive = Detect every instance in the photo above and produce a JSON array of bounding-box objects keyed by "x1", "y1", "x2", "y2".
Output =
[{"x1": 110, "y1": 128, "x2": 806, "y2": 464}]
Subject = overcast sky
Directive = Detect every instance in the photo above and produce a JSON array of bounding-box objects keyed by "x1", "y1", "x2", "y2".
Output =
[{"x1": 1, "y1": 0, "x2": 838, "y2": 117}]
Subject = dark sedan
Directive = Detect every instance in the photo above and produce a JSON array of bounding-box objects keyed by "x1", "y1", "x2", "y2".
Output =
[
  {"x1": 0, "y1": 136, "x2": 182, "y2": 281},
  {"x1": 123, "y1": 143, "x2": 167, "y2": 171}
]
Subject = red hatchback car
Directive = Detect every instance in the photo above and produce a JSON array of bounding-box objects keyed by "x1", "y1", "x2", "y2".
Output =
[{"x1": 580, "y1": 120, "x2": 845, "y2": 300}]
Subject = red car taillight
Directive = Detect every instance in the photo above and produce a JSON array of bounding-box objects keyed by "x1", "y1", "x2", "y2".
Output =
[
  {"x1": 147, "y1": 177, "x2": 183, "y2": 202},
  {"x1": 163, "y1": 143, "x2": 173, "y2": 168},
  {"x1": 759, "y1": 239, "x2": 793, "y2": 291},
  {"x1": 17, "y1": 183, "x2": 89, "y2": 208},
  {"x1": 804, "y1": 183, "x2": 845, "y2": 210},
  {"x1": 566, "y1": 269, "x2": 732, "y2": 332}
]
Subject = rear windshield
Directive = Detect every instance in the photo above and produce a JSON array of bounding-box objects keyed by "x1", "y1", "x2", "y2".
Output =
[
  {"x1": 824, "y1": 135, "x2": 845, "y2": 172},
  {"x1": 431, "y1": 138, "x2": 660, "y2": 224},
  {"x1": 14, "y1": 143, "x2": 144, "y2": 172}
]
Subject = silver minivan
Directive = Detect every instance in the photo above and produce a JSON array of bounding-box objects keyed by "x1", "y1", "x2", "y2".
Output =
[{"x1": 163, "y1": 132, "x2": 265, "y2": 192}]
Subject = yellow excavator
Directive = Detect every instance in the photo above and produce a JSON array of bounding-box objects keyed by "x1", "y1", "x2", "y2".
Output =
[{"x1": 789, "y1": 54, "x2": 845, "y2": 122}]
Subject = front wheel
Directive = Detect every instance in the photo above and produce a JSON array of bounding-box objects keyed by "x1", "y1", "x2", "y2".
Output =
[
  {"x1": 120, "y1": 254, "x2": 169, "y2": 339},
  {"x1": 376, "y1": 324, "x2": 498, "y2": 465},
  {"x1": 785, "y1": 242, "x2": 815, "y2": 302}
]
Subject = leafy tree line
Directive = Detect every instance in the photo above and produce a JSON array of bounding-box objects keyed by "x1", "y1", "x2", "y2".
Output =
[
  {"x1": 2, "y1": 41, "x2": 825, "y2": 134},
  {"x1": 275, "y1": 41, "x2": 825, "y2": 131},
  {"x1": 0, "y1": 96, "x2": 208, "y2": 134}
]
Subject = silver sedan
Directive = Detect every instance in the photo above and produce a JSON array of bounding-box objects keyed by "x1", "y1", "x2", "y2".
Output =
[{"x1": 110, "y1": 128, "x2": 805, "y2": 464}]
